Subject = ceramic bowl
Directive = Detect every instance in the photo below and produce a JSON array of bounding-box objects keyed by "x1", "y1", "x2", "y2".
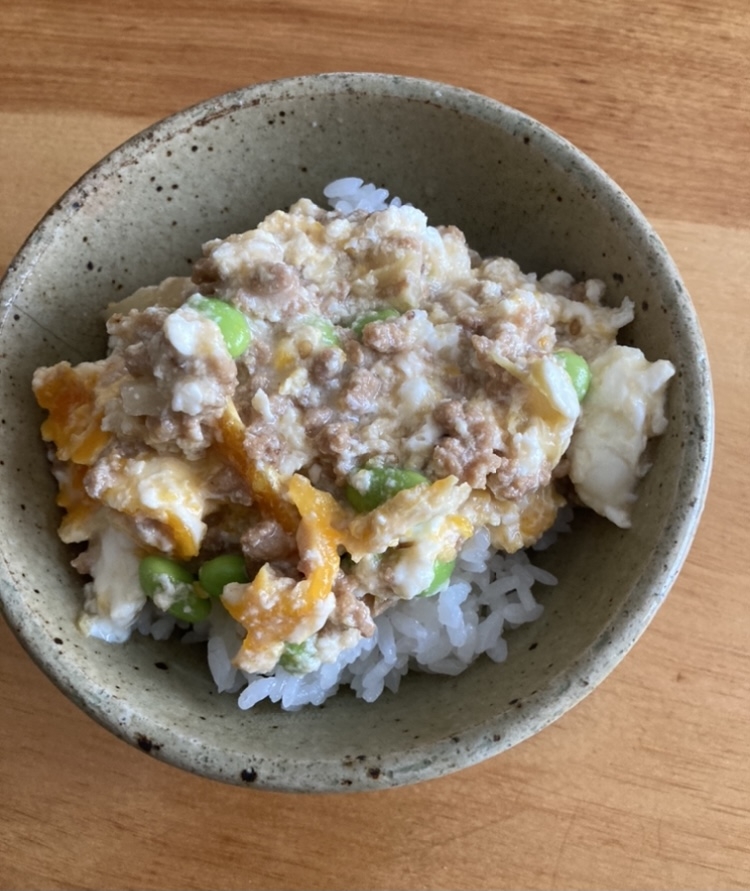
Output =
[{"x1": 0, "y1": 73, "x2": 713, "y2": 791}]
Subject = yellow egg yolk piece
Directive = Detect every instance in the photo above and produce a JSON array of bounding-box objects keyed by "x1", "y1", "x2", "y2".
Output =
[
  {"x1": 32, "y1": 361, "x2": 113, "y2": 465},
  {"x1": 54, "y1": 462, "x2": 103, "y2": 543},
  {"x1": 215, "y1": 399, "x2": 299, "y2": 534},
  {"x1": 95, "y1": 453, "x2": 214, "y2": 560},
  {"x1": 221, "y1": 474, "x2": 342, "y2": 674}
]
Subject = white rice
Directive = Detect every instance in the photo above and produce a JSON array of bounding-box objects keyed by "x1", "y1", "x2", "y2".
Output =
[
  {"x1": 197, "y1": 512, "x2": 571, "y2": 711},
  {"x1": 322, "y1": 176, "x2": 403, "y2": 214}
]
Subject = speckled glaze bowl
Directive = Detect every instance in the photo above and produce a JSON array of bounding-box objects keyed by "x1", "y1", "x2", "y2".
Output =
[{"x1": 0, "y1": 73, "x2": 713, "y2": 791}]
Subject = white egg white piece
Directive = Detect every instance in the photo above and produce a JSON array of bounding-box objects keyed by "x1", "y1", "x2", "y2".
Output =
[{"x1": 568, "y1": 345, "x2": 675, "y2": 527}]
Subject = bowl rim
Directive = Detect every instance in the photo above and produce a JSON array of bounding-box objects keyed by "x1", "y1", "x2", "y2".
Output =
[{"x1": 0, "y1": 72, "x2": 714, "y2": 791}]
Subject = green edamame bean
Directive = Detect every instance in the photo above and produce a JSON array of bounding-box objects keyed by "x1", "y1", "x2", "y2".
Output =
[
  {"x1": 419, "y1": 559, "x2": 456, "y2": 597},
  {"x1": 345, "y1": 467, "x2": 429, "y2": 513},
  {"x1": 555, "y1": 349, "x2": 592, "y2": 400},
  {"x1": 138, "y1": 555, "x2": 210, "y2": 623},
  {"x1": 279, "y1": 640, "x2": 317, "y2": 674},
  {"x1": 165, "y1": 588, "x2": 212, "y2": 623},
  {"x1": 188, "y1": 295, "x2": 252, "y2": 358},
  {"x1": 350, "y1": 307, "x2": 400, "y2": 338},
  {"x1": 139, "y1": 555, "x2": 193, "y2": 598},
  {"x1": 198, "y1": 554, "x2": 249, "y2": 598},
  {"x1": 302, "y1": 316, "x2": 340, "y2": 347}
]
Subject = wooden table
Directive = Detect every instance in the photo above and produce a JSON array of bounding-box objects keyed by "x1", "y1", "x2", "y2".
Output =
[{"x1": 1, "y1": 1, "x2": 748, "y2": 888}]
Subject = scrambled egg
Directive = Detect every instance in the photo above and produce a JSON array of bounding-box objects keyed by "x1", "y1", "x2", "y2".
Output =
[
  {"x1": 568, "y1": 345, "x2": 675, "y2": 527},
  {"x1": 32, "y1": 193, "x2": 674, "y2": 674}
]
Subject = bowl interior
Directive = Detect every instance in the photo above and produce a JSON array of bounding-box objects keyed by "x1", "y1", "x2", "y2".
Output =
[{"x1": 0, "y1": 73, "x2": 712, "y2": 791}]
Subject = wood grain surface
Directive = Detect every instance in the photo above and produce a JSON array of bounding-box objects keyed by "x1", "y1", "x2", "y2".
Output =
[{"x1": 1, "y1": 1, "x2": 748, "y2": 888}]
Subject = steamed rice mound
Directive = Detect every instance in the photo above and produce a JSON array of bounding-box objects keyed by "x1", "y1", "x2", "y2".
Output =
[{"x1": 31, "y1": 178, "x2": 675, "y2": 709}]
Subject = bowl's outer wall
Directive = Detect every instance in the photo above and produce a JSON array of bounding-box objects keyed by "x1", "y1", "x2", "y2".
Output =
[{"x1": 0, "y1": 73, "x2": 712, "y2": 791}]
